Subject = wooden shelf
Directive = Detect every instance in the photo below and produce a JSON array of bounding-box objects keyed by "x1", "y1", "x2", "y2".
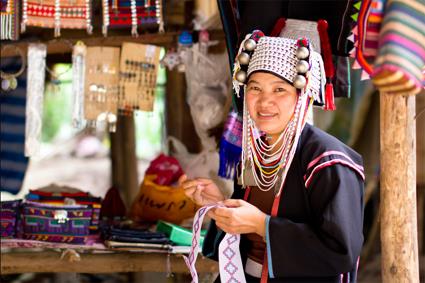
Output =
[
  {"x1": 1, "y1": 250, "x2": 218, "y2": 274},
  {"x1": 0, "y1": 30, "x2": 225, "y2": 58}
]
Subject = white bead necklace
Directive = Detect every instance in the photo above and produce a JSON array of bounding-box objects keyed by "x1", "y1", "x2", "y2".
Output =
[{"x1": 242, "y1": 95, "x2": 305, "y2": 192}]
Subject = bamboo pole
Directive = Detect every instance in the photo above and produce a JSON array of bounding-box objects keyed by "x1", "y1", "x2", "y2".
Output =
[{"x1": 380, "y1": 92, "x2": 419, "y2": 282}]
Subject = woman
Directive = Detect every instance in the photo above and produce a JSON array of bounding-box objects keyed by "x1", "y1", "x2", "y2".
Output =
[{"x1": 180, "y1": 31, "x2": 365, "y2": 283}]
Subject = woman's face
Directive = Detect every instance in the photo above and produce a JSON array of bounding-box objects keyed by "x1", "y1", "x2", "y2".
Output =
[{"x1": 246, "y1": 72, "x2": 298, "y2": 141}]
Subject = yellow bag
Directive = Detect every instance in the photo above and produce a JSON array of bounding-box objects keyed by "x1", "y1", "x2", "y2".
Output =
[{"x1": 130, "y1": 175, "x2": 198, "y2": 224}]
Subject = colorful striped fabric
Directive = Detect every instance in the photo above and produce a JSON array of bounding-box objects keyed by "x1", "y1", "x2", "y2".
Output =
[
  {"x1": 107, "y1": 0, "x2": 159, "y2": 28},
  {"x1": 21, "y1": 0, "x2": 92, "y2": 36},
  {"x1": 0, "y1": 58, "x2": 29, "y2": 195},
  {"x1": 363, "y1": 0, "x2": 385, "y2": 57},
  {"x1": 372, "y1": 0, "x2": 425, "y2": 95},
  {"x1": 0, "y1": 0, "x2": 19, "y2": 40}
]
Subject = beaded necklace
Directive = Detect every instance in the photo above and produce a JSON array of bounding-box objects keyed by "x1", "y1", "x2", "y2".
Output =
[{"x1": 241, "y1": 89, "x2": 313, "y2": 193}]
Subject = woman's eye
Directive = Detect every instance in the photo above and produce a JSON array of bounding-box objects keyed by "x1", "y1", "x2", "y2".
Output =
[
  {"x1": 248, "y1": 86, "x2": 260, "y2": 91},
  {"x1": 275, "y1": 87, "x2": 286, "y2": 93}
]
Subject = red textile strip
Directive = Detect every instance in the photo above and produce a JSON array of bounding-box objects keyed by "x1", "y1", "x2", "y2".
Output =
[
  {"x1": 356, "y1": 0, "x2": 373, "y2": 74},
  {"x1": 270, "y1": 18, "x2": 286, "y2": 37}
]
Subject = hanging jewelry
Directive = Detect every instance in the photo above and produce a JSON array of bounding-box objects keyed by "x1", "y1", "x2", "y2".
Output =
[
  {"x1": 25, "y1": 43, "x2": 47, "y2": 157},
  {"x1": 85, "y1": 0, "x2": 93, "y2": 34},
  {"x1": 130, "y1": 0, "x2": 138, "y2": 36},
  {"x1": 72, "y1": 41, "x2": 87, "y2": 129},
  {"x1": 1, "y1": 0, "x2": 13, "y2": 39},
  {"x1": 0, "y1": 45, "x2": 26, "y2": 92},
  {"x1": 155, "y1": 0, "x2": 164, "y2": 33},
  {"x1": 21, "y1": 0, "x2": 28, "y2": 33},
  {"x1": 102, "y1": 0, "x2": 109, "y2": 36},
  {"x1": 54, "y1": 0, "x2": 61, "y2": 37}
]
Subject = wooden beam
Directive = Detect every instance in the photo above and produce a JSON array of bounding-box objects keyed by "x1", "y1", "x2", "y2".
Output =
[
  {"x1": 0, "y1": 251, "x2": 218, "y2": 274},
  {"x1": 380, "y1": 92, "x2": 419, "y2": 282},
  {"x1": 0, "y1": 30, "x2": 225, "y2": 58}
]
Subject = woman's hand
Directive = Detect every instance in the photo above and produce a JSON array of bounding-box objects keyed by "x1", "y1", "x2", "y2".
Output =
[
  {"x1": 209, "y1": 199, "x2": 267, "y2": 238},
  {"x1": 179, "y1": 174, "x2": 225, "y2": 207}
]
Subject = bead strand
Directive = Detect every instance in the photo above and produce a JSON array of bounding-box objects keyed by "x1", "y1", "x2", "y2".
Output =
[
  {"x1": 102, "y1": 0, "x2": 109, "y2": 36},
  {"x1": 85, "y1": 0, "x2": 92, "y2": 34},
  {"x1": 130, "y1": 0, "x2": 138, "y2": 36}
]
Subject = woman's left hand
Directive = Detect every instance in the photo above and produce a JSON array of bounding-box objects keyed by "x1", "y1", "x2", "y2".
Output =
[{"x1": 209, "y1": 199, "x2": 267, "y2": 238}]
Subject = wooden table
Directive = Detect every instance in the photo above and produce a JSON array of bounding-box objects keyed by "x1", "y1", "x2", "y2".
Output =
[{"x1": 1, "y1": 249, "x2": 218, "y2": 275}]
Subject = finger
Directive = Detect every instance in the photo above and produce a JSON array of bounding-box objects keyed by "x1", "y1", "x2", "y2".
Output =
[
  {"x1": 216, "y1": 221, "x2": 236, "y2": 234},
  {"x1": 223, "y1": 199, "x2": 245, "y2": 208},
  {"x1": 178, "y1": 174, "x2": 187, "y2": 186},
  {"x1": 192, "y1": 185, "x2": 204, "y2": 204},
  {"x1": 181, "y1": 180, "x2": 201, "y2": 190},
  {"x1": 195, "y1": 178, "x2": 214, "y2": 185},
  {"x1": 207, "y1": 208, "x2": 217, "y2": 219},
  {"x1": 214, "y1": 207, "x2": 232, "y2": 218},
  {"x1": 183, "y1": 187, "x2": 196, "y2": 198}
]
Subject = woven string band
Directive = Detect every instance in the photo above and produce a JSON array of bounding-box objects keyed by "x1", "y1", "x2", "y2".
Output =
[{"x1": 184, "y1": 204, "x2": 246, "y2": 283}]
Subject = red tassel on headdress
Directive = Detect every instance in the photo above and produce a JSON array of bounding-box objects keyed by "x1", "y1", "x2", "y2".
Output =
[
  {"x1": 270, "y1": 18, "x2": 286, "y2": 36},
  {"x1": 317, "y1": 19, "x2": 336, "y2": 111}
]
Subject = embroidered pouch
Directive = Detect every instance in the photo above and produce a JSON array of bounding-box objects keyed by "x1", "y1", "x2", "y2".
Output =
[
  {"x1": 22, "y1": 201, "x2": 92, "y2": 244},
  {"x1": 25, "y1": 186, "x2": 102, "y2": 233},
  {"x1": 0, "y1": 200, "x2": 21, "y2": 238}
]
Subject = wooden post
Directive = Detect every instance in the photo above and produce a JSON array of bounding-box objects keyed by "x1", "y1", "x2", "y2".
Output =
[
  {"x1": 110, "y1": 114, "x2": 139, "y2": 211},
  {"x1": 121, "y1": 114, "x2": 139, "y2": 208},
  {"x1": 380, "y1": 92, "x2": 419, "y2": 282},
  {"x1": 165, "y1": 69, "x2": 201, "y2": 153}
]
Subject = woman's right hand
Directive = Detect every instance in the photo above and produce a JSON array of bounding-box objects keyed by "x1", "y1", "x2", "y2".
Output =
[{"x1": 178, "y1": 174, "x2": 225, "y2": 206}]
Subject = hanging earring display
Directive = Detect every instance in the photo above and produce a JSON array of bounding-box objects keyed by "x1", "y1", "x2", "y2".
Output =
[
  {"x1": 21, "y1": 0, "x2": 93, "y2": 37},
  {"x1": 72, "y1": 41, "x2": 87, "y2": 129},
  {"x1": 25, "y1": 43, "x2": 47, "y2": 157},
  {"x1": 0, "y1": 45, "x2": 26, "y2": 92},
  {"x1": 84, "y1": 46, "x2": 120, "y2": 132},
  {"x1": 119, "y1": 42, "x2": 160, "y2": 113},
  {"x1": 1, "y1": 0, "x2": 19, "y2": 40}
]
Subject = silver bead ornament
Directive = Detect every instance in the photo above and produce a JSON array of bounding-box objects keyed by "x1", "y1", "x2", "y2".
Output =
[
  {"x1": 296, "y1": 60, "x2": 310, "y2": 74},
  {"x1": 1, "y1": 79, "x2": 10, "y2": 91},
  {"x1": 238, "y1": 52, "x2": 250, "y2": 65},
  {"x1": 293, "y1": 75, "x2": 307, "y2": 89},
  {"x1": 244, "y1": 39, "x2": 257, "y2": 51},
  {"x1": 296, "y1": 47, "x2": 310, "y2": 59},
  {"x1": 235, "y1": 70, "x2": 247, "y2": 83}
]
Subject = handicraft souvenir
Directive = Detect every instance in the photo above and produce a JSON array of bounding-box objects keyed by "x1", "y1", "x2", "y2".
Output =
[
  {"x1": 25, "y1": 185, "x2": 102, "y2": 234},
  {"x1": 0, "y1": 200, "x2": 21, "y2": 238},
  {"x1": 21, "y1": 0, "x2": 93, "y2": 37},
  {"x1": 119, "y1": 42, "x2": 161, "y2": 113},
  {"x1": 0, "y1": 0, "x2": 19, "y2": 40},
  {"x1": 25, "y1": 43, "x2": 46, "y2": 157},
  {"x1": 349, "y1": 0, "x2": 424, "y2": 95},
  {"x1": 84, "y1": 46, "x2": 120, "y2": 132},
  {"x1": 71, "y1": 41, "x2": 87, "y2": 129},
  {"x1": 21, "y1": 201, "x2": 92, "y2": 244},
  {"x1": 102, "y1": 0, "x2": 164, "y2": 37},
  {"x1": 0, "y1": 45, "x2": 26, "y2": 92}
]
